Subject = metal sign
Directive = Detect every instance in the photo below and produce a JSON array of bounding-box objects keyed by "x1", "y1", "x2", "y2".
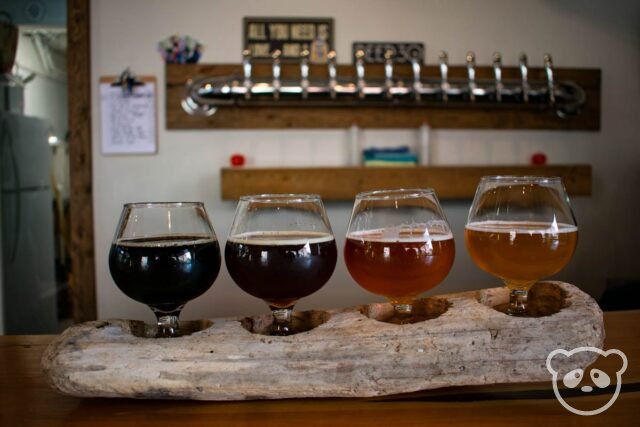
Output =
[
  {"x1": 244, "y1": 17, "x2": 334, "y2": 63},
  {"x1": 352, "y1": 42, "x2": 425, "y2": 63}
]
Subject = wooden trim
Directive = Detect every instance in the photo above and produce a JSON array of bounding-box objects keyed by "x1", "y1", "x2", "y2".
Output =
[
  {"x1": 167, "y1": 63, "x2": 600, "y2": 130},
  {"x1": 221, "y1": 165, "x2": 592, "y2": 201},
  {"x1": 67, "y1": 0, "x2": 96, "y2": 322}
]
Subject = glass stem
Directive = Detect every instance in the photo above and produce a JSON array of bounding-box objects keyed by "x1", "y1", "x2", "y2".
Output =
[
  {"x1": 152, "y1": 308, "x2": 182, "y2": 337},
  {"x1": 393, "y1": 303, "x2": 413, "y2": 324},
  {"x1": 270, "y1": 306, "x2": 294, "y2": 336},
  {"x1": 507, "y1": 289, "x2": 529, "y2": 316}
]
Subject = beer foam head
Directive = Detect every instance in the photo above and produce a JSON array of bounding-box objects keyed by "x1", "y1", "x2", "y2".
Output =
[
  {"x1": 465, "y1": 220, "x2": 578, "y2": 233},
  {"x1": 228, "y1": 230, "x2": 335, "y2": 245},
  {"x1": 115, "y1": 234, "x2": 217, "y2": 247},
  {"x1": 347, "y1": 228, "x2": 454, "y2": 242}
]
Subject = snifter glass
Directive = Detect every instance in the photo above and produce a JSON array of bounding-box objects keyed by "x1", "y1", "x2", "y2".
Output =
[
  {"x1": 109, "y1": 202, "x2": 221, "y2": 337},
  {"x1": 344, "y1": 189, "x2": 455, "y2": 324},
  {"x1": 225, "y1": 194, "x2": 337, "y2": 336},
  {"x1": 465, "y1": 176, "x2": 578, "y2": 316}
]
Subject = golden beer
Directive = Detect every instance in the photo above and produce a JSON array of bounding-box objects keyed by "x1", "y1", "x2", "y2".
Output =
[{"x1": 464, "y1": 221, "x2": 578, "y2": 290}]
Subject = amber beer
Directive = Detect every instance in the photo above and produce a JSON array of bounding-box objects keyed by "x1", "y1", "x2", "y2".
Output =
[
  {"x1": 344, "y1": 229, "x2": 455, "y2": 304},
  {"x1": 464, "y1": 221, "x2": 578, "y2": 290}
]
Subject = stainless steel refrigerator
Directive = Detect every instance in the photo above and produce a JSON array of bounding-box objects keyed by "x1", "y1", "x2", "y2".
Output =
[{"x1": 1, "y1": 111, "x2": 58, "y2": 334}]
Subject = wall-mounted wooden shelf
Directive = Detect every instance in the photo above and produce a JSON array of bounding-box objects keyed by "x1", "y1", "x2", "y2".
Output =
[
  {"x1": 221, "y1": 165, "x2": 591, "y2": 201},
  {"x1": 167, "y1": 63, "x2": 600, "y2": 130}
]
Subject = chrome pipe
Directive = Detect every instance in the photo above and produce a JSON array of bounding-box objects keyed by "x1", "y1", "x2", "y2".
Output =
[{"x1": 180, "y1": 50, "x2": 587, "y2": 119}]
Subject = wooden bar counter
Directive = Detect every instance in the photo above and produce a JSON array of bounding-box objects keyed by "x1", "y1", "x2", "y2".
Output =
[{"x1": 1, "y1": 310, "x2": 638, "y2": 426}]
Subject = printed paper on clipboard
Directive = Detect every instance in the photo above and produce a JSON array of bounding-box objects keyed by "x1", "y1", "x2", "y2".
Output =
[{"x1": 99, "y1": 75, "x2": 157, "y2": 154}]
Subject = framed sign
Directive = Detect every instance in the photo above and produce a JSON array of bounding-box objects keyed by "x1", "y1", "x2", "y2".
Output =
[
  {"x1": 352, "y1": 42, "x2": 425, "y2": 64},
  {"x1": 243, "y1": 17, "x2": 334, "y2": 63}
]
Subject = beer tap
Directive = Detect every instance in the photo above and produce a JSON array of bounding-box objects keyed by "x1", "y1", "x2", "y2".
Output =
[
  {"x1": 544, "y1": 53, "x2": 556, "y2": 106},
  {"x1": 411, "y1": 52, "x2": 422, "y2": 102},
  {"x1": 466, "y1": 51, "x2": 477, "y2": 102},
  {"x1": 300, "y1": 49, "x2": 310, "y2": 99},
  {"x1": 242, "y1": 49, "x2": 252, "y2": 100},
  {"x1": 439, "y1": 51, "x2": 450, "y2": 102},
  {"x1": 181, "y1": 47, "x2": 589, "y2": 121},
  {"x1": 355, "y1": 49, "x2": 366, "y2": 99},
  {"x1": 384, "y1": 49, "x2": 394, "y2": 99},
  {"x1": 493, "y1": 52, "x2": 503, "y2": 102},
  {"x1": 272, "y1": 49, "x2": 281, "y2": 101},
  {"x1": 327, "y1": 50, "x2": 337, "y2": 99},
  {"x1": 519, "y1": 53, "x2": 529, "y2": 103}
]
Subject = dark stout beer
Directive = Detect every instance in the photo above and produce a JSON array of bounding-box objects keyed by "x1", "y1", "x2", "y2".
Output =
[{"x1": 109, "y1": 235, "x2": 221, "y2": 312}]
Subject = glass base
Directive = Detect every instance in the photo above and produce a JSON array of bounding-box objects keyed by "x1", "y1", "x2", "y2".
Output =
[
  {"x1": 377, "y1": 298, "x2": 450, "y2": 325},
  {"x1": 506, "y1": 289, "x2": 529, "y2": 317},
  {"x1": 151, "y1": 305, "x2": 184, "y2": 338},
  {"x1": 270, "y1": 306, "x2": 294, "y2": 336},
  {"x1": 384, "y1": 303, "x2": 413, "y2": 325}
]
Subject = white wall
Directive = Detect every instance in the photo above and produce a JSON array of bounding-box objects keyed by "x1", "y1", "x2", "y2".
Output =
[{"x1": 91, "y1": 0, "x2": 640, "y2": 322}]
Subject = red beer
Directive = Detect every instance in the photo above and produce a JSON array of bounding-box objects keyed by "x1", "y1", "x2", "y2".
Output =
[{"x1": 345, "y1": 229, "x2": 455, "y2": 305}]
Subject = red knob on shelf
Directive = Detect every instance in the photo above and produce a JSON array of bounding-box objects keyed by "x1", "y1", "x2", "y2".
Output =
[
  {"x1": 230, "y1": 154, "x2": 245, "y2": 167},
  {"x1": 531, "y1": 153, "x2": 547, "y2": 166}
]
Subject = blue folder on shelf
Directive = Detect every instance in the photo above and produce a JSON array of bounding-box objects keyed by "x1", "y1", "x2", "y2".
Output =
[{"x1": 362, "y1": 146, "x2": 418, "y2": 167}]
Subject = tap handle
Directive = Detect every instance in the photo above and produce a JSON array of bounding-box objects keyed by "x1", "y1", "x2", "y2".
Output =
[
  {"x1": 327, "y1": 50, "x2": 337, "y2": 99},
  {"x1": 411, "y1": 52, "x2": 422, "y2": 101},
  {"x1": 519, "y1": 52, "x2": 529, "y2": 103},
  {"x1": 384, "y1": 49, "x2": 394, "y2": 99},
  {"x1": 439, "y1": 50, "x2": 449, "y2": 102},
  {"x1": 272, "y1": 49, "x2": 281, "y2": 100},
  {"x1": 300, "y1": 49, "x2": 310, "y2": 99},
  {"x1": 492, "y1": 51, "x2": 503, "y2": 102},
  {"x1": 355, "y1": 49, "x2": 366, "y2": 99},
  {"x1": 544, "y1": 53, "x2": 555, "y2": 105},
  {"x1": 466, "y1": 51, "x2": 476, "y2": 102},
  {"x1": 242, "y1": 49, "x2": 252, "y2": 100}
]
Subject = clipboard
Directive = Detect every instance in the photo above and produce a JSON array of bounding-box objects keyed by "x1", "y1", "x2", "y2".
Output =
[{"x1": 99, "y1": 69, "x2": 158, "y2": 155}]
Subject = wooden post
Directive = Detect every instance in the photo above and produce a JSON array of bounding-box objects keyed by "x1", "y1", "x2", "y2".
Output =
[{"x1": 67, "y1": 0, "x2": 96, "y2": 322}]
